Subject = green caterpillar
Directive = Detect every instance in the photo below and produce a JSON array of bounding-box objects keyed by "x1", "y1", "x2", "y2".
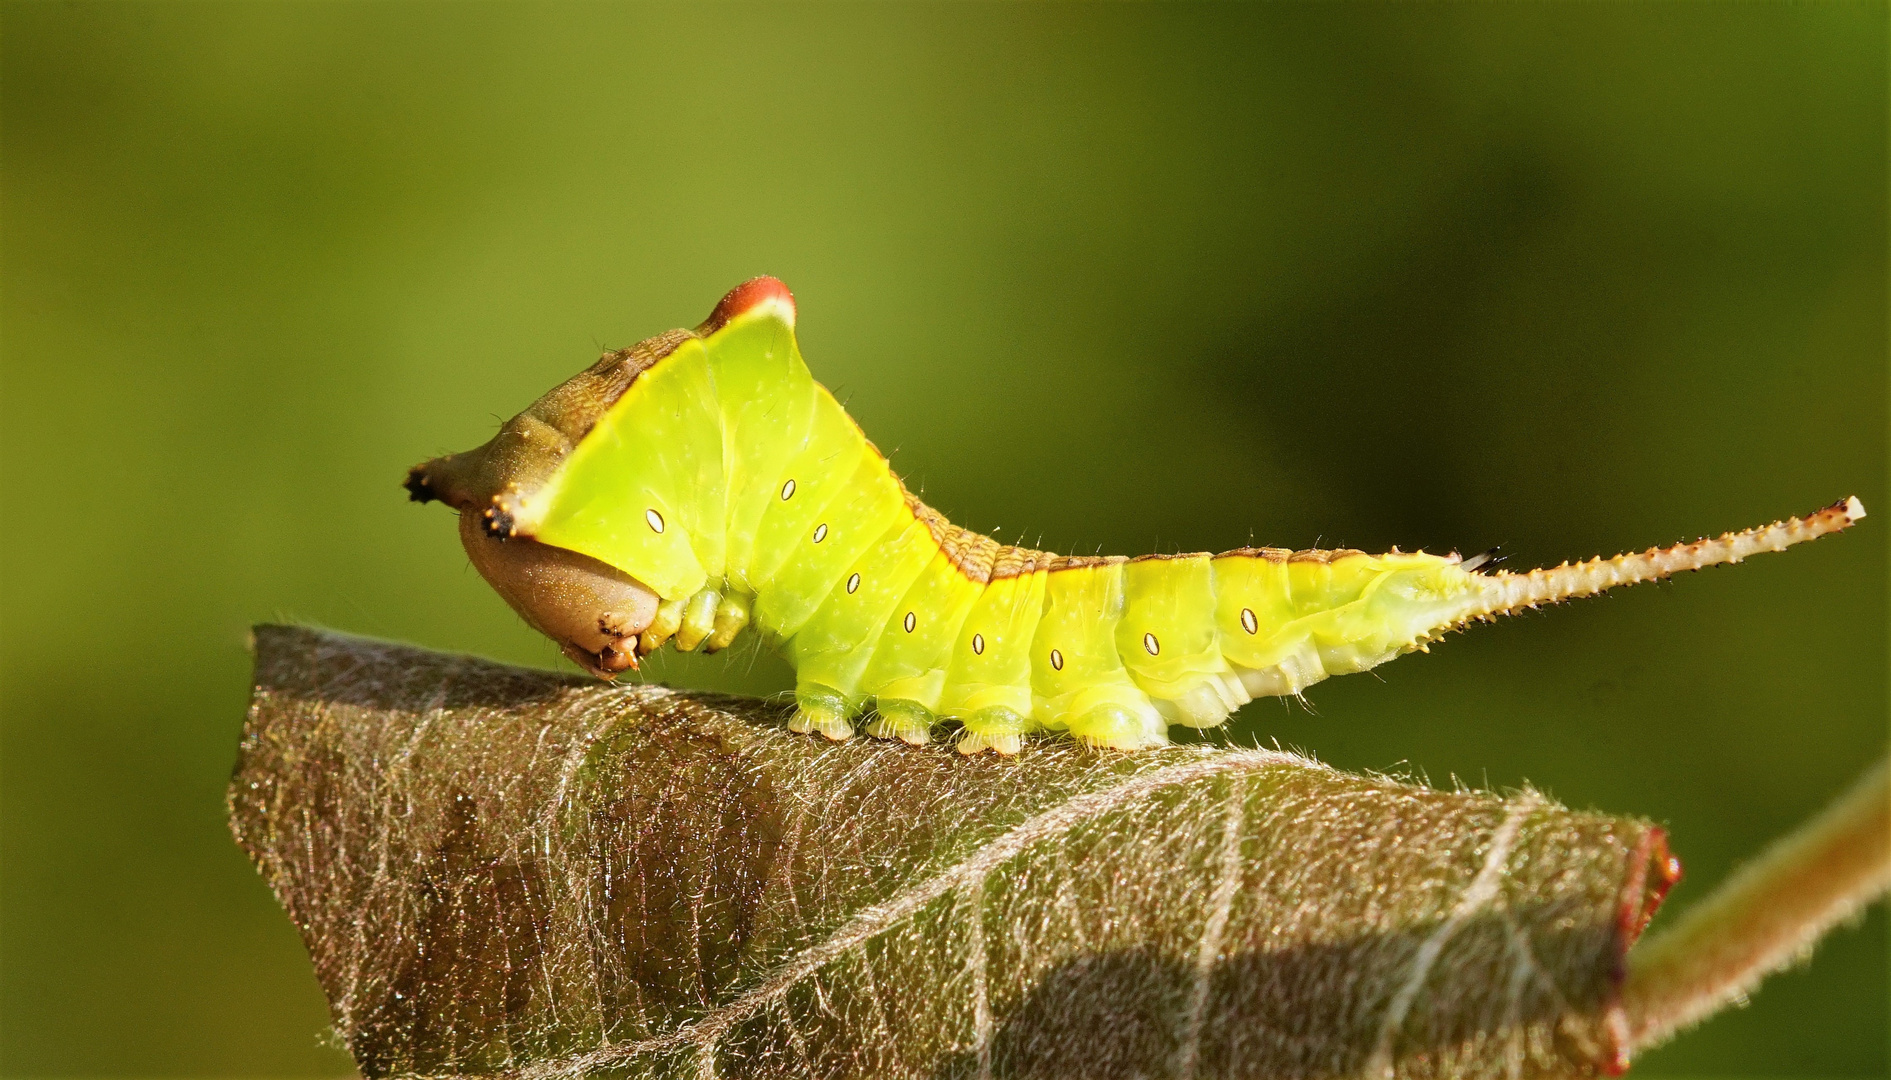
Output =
[{"x1": 407, "y1": 277, "x2": 1865, "y2": 754}]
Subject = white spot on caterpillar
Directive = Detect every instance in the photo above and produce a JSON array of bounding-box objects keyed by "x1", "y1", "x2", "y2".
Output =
[
  {"x1": 903, "y1": 611, "x2": 916, "y2": 633},
  {"x1": 812, "y1": 523, "x2": 828, "y2": 543},
  {"x1": 780, "y1": 478, "x2": 795, "y2": 500},
  {"x1": 1050, "y1": 649, "x2": 1064, "y2": 671},
  {"x1": 846, "y1": 573, "x2": 861, "y2": 594},
  {"x1": 1240, "y1": 608, "x2": 1257, "y2": 635},
  {"x1": 645, "y1": 509, "x2": 665, "y2": 534},
  {"x1": 1144, "y1": 632, "x2": 1160, "y2": 656},
  {"x1": 972, "y1": 633, "x2": 985, "y2": 655}
]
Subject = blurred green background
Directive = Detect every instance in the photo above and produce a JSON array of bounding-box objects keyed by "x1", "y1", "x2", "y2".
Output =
[{"x1": 2, "y1": 3, "x2": 1884, "y2": 1075}]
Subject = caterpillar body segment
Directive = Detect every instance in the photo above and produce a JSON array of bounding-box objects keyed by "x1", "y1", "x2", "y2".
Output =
[{"x1": 407, "y1": 277, "x2": 1867, "y2": 754}]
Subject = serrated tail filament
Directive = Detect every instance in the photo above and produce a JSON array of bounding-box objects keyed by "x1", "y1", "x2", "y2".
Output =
[{"x1": 1464, "y1": 497, "x2": 1864, "y2": 621}]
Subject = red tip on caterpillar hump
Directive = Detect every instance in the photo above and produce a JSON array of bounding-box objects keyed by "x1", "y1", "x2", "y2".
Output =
[{"x1": 700, "y1": 276, "x2": 796, "y2": 333}]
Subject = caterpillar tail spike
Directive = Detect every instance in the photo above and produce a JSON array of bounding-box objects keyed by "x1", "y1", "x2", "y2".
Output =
[
  {"x1": 406, "y1": 277, "x2": 1866, "y2": 754},
  {"x1": 1459, "y1": 498, "x2": 1864, "y2": 624}
]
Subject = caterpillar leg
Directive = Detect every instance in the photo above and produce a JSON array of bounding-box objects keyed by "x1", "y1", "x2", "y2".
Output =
[
  {"x1": 1150, "y1": 673, "x2": 1253, "y2": 729},
  {"x1": 1066, "y1": 703, "x2": 1169, "y2": 752},
  {"x1": 701, "y1": 592, "x2": 751, "y2": 653},
  {"x1": 788, "y1": 682, "x2": 856, "y2": 741},
  {"x1": 638, "y1": 598, "x2": 686, "y2": 656},
  {"x1": 670, "y1": 589, "x2": 721, "y2": 652},
  {"x1": 956, "y1": 706, "x2": 1028, "y2": 756},
  {"x1": 864, "y1": 698, "x2": 935, "y2": 745},
  {"x1": 642, "y1": 586, "x2": 754, "y2": 656}
]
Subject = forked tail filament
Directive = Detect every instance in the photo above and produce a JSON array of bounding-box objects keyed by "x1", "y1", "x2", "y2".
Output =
[{"x1": 1466, "y1": 497, "x2": 1865, "y2": 619}]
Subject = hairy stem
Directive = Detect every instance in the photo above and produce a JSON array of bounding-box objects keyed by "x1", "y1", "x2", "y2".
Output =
[{"x1": 1622, "y1": 752, "x2": 1891, "y2": 1051}]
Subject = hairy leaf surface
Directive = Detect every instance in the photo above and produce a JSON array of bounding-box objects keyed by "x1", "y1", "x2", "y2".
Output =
[{"x1": 230, "y1": 626, "x2": 1674, "y2": 1079}]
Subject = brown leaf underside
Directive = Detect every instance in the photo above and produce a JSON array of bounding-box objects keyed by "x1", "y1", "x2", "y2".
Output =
[{"x1": 230, "y1": 626, "x2": 1673, "y2": 1080}]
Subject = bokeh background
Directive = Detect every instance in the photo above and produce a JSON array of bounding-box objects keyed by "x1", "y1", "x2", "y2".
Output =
[{"x1": 2, "y1": 3, "x2": 1884, "y2": 1075}]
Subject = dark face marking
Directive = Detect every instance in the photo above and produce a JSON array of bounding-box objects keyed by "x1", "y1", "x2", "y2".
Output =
[
  {"x1": 403, "y1": 467, "x2": 435, "y2": 503},
  {"x1": 482, "y1": 504, "x2": 518, "y2": 540}
]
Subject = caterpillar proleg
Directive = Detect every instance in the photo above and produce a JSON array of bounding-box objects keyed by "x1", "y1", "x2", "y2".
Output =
[{"x1": 407, "y1": 277, "x2": 1866, "y2": 754}]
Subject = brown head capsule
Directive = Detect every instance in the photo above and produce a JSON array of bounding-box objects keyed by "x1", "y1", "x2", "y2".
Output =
[
  {"x1": 452, "y1": 502, "x2": 658, "y2": 678},
  {"x1": 405, "y1": 328, "x2": 676, "y2": 679}
]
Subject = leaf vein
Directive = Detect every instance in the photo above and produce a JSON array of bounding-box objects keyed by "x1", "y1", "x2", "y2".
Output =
[{"x1": 506, "y1": 748, "x2": 1305, "y2": 1079}]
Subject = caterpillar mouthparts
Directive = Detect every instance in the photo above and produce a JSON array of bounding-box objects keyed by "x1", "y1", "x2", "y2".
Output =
[{"x1": 406, "y1": 277, "x2": 1865, "y2": 754}]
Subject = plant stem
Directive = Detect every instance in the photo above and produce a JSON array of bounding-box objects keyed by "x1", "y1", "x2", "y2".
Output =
[{"x1": 1623, "y1": 753, "x2": 1890, "y2": 1052}]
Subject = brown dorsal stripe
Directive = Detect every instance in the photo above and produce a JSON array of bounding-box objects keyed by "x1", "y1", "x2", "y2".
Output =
[
  {"x1": 990, "y1": 545, "x2": 1058, "y2": 580},
  {"x1": 1288, "y1": 547, "x2": 1367, "y2": 564},
  {"x1": 590, "y1": 327, "x2": 697, "y2": 418},
  {"x1": 1127, "y1": 552, "x2": 1213, "y2": 564},
  {"x1": 1213, "y1": 547, "x2": 1292, "y2": 564},
  {"x1": 1044, "y1": 554, "x2": 1129, "y2": 572},
  {"x1": 899, "y1": 482, "x2": 1375, "y2": 584},
  {"x1": 902, "y1": 486, "x2": 1053, "y2": 584}
]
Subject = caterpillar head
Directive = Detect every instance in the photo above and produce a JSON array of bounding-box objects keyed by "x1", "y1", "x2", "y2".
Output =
[
  {"x1": 408, "y1": 454, "x2": 660, "y2": 678},
  {"x1": 410, "y1": 278, "x2": 809, "y2": 680},
  {"x1": 402, "y1": 328, "x2": 686, "y2": 678},
  {"x1": 406, "y1": 276, "x2": 798, "y2": 677},
  {"x1": 456, "y1": 509, "x2": 658, "y2": 678}
]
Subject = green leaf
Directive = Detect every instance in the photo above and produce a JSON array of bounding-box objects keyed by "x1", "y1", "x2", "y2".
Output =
[{"x1": 230, "y1": 626, "x2": 1676, "y2": 1079}]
